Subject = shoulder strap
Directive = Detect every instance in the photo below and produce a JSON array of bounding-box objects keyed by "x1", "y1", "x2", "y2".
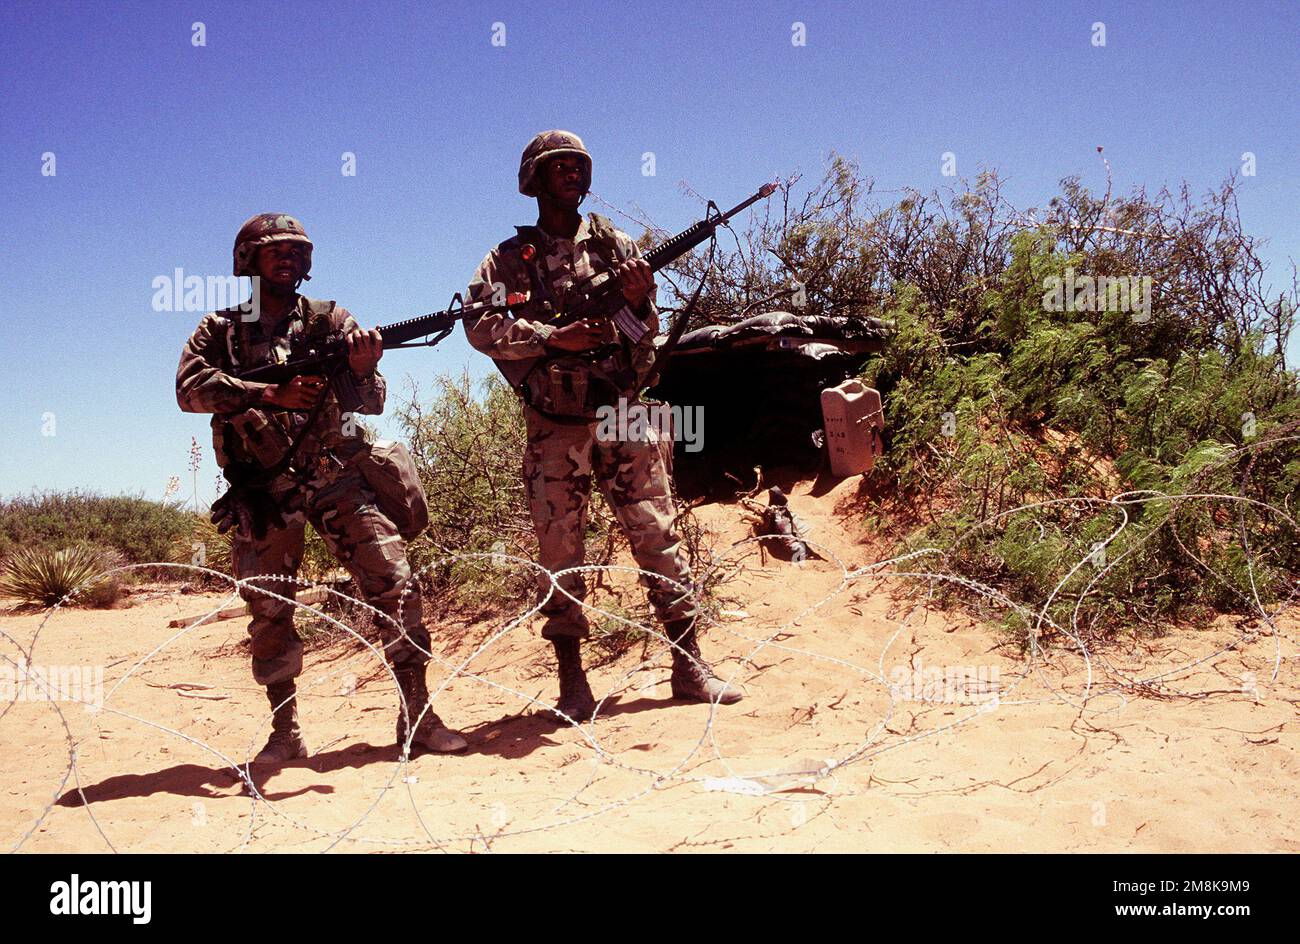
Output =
[
  {"x1": 508, "y1": 230, "x2": 558, "y2": 314},
  {"x1": 211, "y1": 308, "x2": 243, "y2": 370},
  {"x1": 585, "y1": 213, "x2": 628, "y2": 264},
  {"x1": 302, "y1": 297, "x2": 337, "y2": 336}
]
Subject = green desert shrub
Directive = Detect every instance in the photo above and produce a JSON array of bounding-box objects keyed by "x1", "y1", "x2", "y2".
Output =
[
  {"x1": 684, "y1": 156, "x2": 1299, "y2": 645},
  {"x1": 393, "y1": 372, "x2": 625, "y2": 618},
  {"x1": 0, "y1": 491, "x2": 192, "y2": 565}
]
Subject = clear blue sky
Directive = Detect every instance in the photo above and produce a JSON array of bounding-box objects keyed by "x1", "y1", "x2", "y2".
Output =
[{"x1": 2, "y1": 0, "x2": 1297, "y2": 504}]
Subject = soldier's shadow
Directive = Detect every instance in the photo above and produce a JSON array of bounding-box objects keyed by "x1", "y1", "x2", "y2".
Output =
[
  {"x1": 56, "y1": 697, "x2": 692, "y2": 804},
  {"x1": 464, "y1": 695, "x2": 679, "y2": 760},
  {"x1": 56, "y1": 742, "x2": 401, "y2": 807}
]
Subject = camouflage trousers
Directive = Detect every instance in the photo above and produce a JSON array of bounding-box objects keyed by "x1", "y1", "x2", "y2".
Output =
[
  {"x1": 523, "y1": 403, "x2": 697, "y2": 640},
  {"x1": 231, "y1": 469, "x2": 428, "y2": 686}
]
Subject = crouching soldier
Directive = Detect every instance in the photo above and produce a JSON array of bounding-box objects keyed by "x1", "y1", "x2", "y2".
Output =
[
  {"x1": 463, "y1": 131, "x2": 743, "y2": 721},
  {"x1": 177, "y1": 213, "x2": 467, "y2": 763}
]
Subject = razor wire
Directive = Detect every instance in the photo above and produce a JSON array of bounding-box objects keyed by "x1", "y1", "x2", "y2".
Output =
[{"x1": 1, "y1": 483, "x2": 1296, "y2": 853}]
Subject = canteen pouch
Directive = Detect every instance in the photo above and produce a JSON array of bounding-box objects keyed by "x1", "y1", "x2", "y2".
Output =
[
  {"x1": 225, "y1": 409, "x2": 295, "y2": 470},
  {"x1": 349, "y1": 440, "x2": 429, "y2": 540},
  {"x1": 538, "y1": 362, "x2": 590, "y2": 417},
  {"x1": 519, "y1": 354, "x2": 629, "y2": 422}
]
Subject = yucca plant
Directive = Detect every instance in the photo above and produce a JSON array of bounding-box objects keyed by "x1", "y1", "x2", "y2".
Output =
[
  {"x1": 171, "y1": 514, "x2": 233, "y2": 580},
  {"x1": 0, "y1": 546, "x2": 123, "y2": 608}
]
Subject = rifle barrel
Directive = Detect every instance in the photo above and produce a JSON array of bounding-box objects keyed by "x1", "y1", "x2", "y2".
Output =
[
  {"x1": 234, "y1": 297, "x2": 519, "y2": 381},
  {"x1": 377, "y1": 313, "x2": 452, "y2": 348},
  {"x1": 642, "y1": 183, "x2": 777, "y2": 273},
  {"x1": 560, "y1": 183, "x2": 777, "y2": 328},
  {"x1": 377, "y1": 295, "x2": 520, "y2": 347}
]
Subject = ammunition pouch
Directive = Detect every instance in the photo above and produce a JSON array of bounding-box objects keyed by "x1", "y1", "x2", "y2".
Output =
[
  {"x1": 225, "y1": 408, "x2": 295, "y2": 470},
  {"x1": 519, "y1": 352, "x2": 632, "y2": 424},
  {"x1": 506, "y1": 218, "x2": 638, "y2": 423}
]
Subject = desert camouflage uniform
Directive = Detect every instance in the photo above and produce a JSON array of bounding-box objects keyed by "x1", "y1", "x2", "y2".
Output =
[
  {"x1": 465, "y1": 215, "x2": 697, "y2": 639},
  {"x1": 177, "y1": 296, "x2": 428, "y2": 684}
]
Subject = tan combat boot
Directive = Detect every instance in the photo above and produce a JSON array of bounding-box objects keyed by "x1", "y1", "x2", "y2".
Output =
[
  {"x1": 666, "y1": 618, "x2": 743, "y2": 705},
  {"x1": 551, "y1": 637, "x2": 597, "y2": 722},
  {"x1": 253, "y1": 681, "x2": 309, "y2": 765},
  {"x1": 394, "y1": 666, "x2": 468, "y2": 755}
]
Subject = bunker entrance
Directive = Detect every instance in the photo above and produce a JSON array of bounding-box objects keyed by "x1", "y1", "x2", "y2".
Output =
[{"x1": 647, "y1": 312, "x2": 892, "y2": 500}]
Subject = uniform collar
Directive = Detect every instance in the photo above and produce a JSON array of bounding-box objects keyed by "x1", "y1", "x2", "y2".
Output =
[
  {"x1": 252, "y1": 294, "x2": 304, "y2": 335},
  {"x1": 518, "y1": 213, "x2": 597, "y2": 250}
]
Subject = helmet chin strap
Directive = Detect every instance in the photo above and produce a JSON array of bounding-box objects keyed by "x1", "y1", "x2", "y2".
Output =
[
  {"x1": 540, "y1": 167, "x2": 590, "y2": 209},
  {"x1": 253, "y1": 271, "x2": 309, "y2": 296}
]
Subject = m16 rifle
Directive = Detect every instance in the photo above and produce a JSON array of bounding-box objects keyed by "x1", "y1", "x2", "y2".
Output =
[
  {"x1": 519, "y1": 183, "x2": 777, "y2": 349},
  {"x1": 235, "y1": 292, "x2": 526, "y2": 385},
  {"x1": 213, "y1": 292, "x2": 526, "y2": 539}
]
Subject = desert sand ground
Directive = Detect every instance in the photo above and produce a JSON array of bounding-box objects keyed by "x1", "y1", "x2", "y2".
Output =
[{"x1": 2, "y1": 478, "x2": 1296, "y2": 853}]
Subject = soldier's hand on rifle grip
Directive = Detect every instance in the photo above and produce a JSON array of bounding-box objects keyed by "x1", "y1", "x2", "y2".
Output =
[
  {"x1": 262, "y1": 375, "x2": 327, "y2": 410},
  {"x1": 617, "y1": 258, "x2": 656, "y2": 308},
  {"x1": 346, "y1": 328, "x2": 383, "y2": 377},
  {"x1": 547, "y1": 318, "x2": 608, "y2": 352}
]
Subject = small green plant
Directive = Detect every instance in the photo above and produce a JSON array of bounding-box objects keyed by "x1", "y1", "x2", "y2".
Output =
[
  {"x1": 586, "y1": 599, "x2": 653, "y2": 666},
  {"x1": 300, "y1": 524, "x2": 342, "y2": 583},
  {"x1": 172, "y1": 514, "x2": 232, "y2": 579},
  {"x1": 396, "y1": 372, "x2": 598, "y2": 613},
  {"x1": 0, "y1": 546, "x2": 125, "y2": 608},
  {"x1": 294, "y1": 586, "x2": 374, "y2": 648}
]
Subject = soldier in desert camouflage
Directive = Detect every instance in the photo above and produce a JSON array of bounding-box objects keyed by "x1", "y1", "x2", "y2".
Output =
[
  {"x1": 464, "y1": 131, "x2": 743, "y2": 720},
  {"x1": 177, "y1": 214, "x2": 467, "y2": 763}
]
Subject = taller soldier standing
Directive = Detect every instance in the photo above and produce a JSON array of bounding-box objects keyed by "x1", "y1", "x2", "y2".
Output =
[
  {"x1": 464, "y1": 131, "x2": 743, "y2": 720},
  {"x1": 177, "y1": 214, "x2": 467, "y2": 762}
]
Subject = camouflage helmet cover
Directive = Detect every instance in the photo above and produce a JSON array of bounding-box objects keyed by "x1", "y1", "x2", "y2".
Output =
[
  {"x1": 518, "y1": 130, "x2": 592, "y2": 197},
  {"x1": 233, "y1": 213, "x2": 314, "y2": 278}
]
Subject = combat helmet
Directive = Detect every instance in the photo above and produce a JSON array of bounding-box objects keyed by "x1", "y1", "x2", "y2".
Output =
[
  {"x1": 518, "y1": 130, "x2": 592, "y2": 197},
  {"x1": 233, "y1": 213, "x2": 314, "y2": 279}
]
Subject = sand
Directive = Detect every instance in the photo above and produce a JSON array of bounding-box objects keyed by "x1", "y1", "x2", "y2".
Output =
[{"x1": 2, "y1": 478, "x2": 1295, "y2": 853}]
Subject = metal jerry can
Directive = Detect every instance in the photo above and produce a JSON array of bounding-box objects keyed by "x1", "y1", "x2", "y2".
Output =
[{"x1": 820, "y1": 379, "x2": 884, "y2": 476}]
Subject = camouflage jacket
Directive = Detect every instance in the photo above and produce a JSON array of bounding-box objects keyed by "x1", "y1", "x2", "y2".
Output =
[
  {"x1": 176, "y1": 295, "x2": 384, "y2": 478},
  {"x1": 464, "y1": 212, "x2": 659, "y2": 392}
]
